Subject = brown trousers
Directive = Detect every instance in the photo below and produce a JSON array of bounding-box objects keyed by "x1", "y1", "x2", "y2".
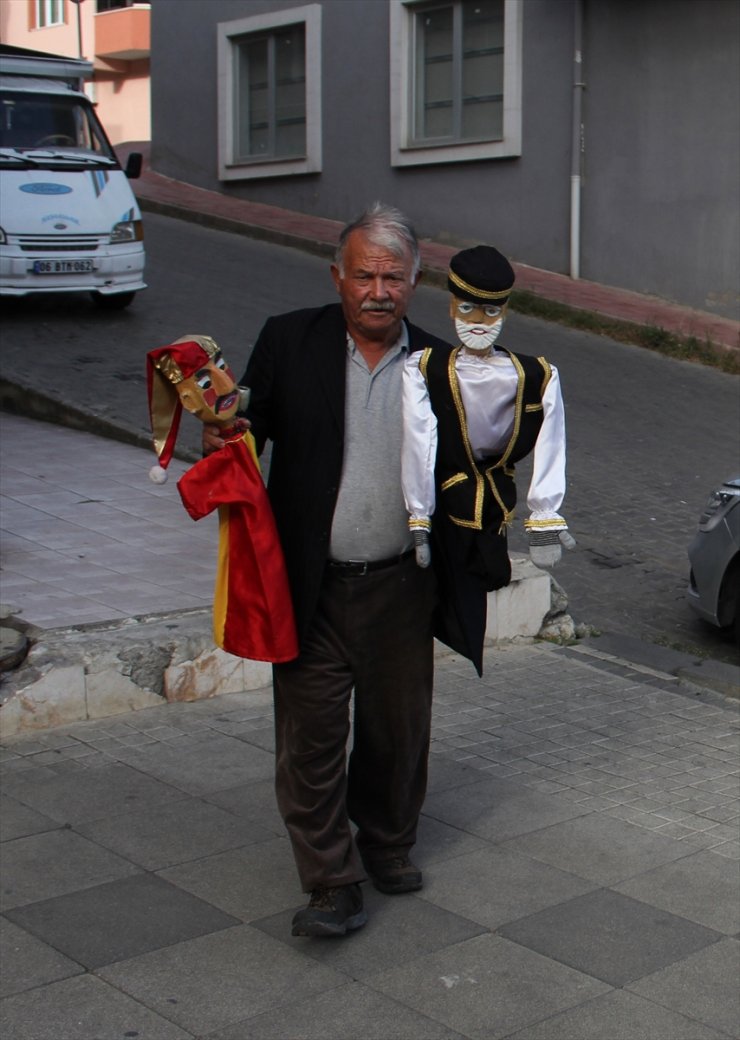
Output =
[{"x1": 273, "y1": 554, "x2": 436, "y2": 892}]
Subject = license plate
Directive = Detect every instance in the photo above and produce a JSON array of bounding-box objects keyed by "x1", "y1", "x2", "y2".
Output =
[{"x1": 32, "y1": 259, "x2": 94, "y2": 274}]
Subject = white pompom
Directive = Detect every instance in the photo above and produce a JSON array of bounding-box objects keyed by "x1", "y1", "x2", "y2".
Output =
[{"x1": 149, "y1": 464, "x2": 168, "y2": 484}]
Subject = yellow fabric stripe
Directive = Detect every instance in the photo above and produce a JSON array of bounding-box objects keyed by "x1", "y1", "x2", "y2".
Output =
[{"x1": 213, "y1": 505, "x2": 230, "y2": 649}]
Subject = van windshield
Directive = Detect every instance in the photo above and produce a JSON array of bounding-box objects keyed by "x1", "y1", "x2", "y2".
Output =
[{"x1": 0, "y1": 91, "x2": 116, "y2": 161}]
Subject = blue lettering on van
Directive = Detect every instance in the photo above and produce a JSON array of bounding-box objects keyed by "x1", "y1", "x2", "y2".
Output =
[
  {"x1": 41, "y1": 213, "x2": 81, "y2": 225},
  {"x1": 19, "y1": 183, "x2": 73, "y2": 196}
]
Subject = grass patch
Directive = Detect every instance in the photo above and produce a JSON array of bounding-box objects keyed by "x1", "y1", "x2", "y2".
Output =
[{"x1": 510, "y1": 290, "x2": 740, "y2": 374}]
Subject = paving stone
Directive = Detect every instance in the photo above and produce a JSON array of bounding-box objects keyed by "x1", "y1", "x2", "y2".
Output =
[
  {"x1": 506, "y1": 984, "x2": 729, "y2": 1038},
  {"x1": 0, "y1": 828, "x2": 140, "y2": 912},
  {"x1": 422, "y1": 775, "x2": 590, "y2": 842},
  {"x1": 503, "y1": 812, "x2": 699, "y2": 885},
  {"x1": 0, "y1": 794, "x2": 57, "y2": 842},
  {"x1": 97, "y1": 925, "x2": 350, "y2": 1037},
  {"x1": 0, "y1": 761, "x2": 187, "y2": 825},
  {"x1": 612, "y1": 850, "x2": 740, "y2": 934},
  {"x1": 627, "y1": 938, "x2": 740, "y2": 1038},
  {"x1": 159, "y1": 837, "x2": 301, "y2": 922},
  {"x1": 253, "y1": 886, "x2": 486, "y2": 980},
  {"x1": 426, "y1": 752, "x2": 499, "y2": 792},
  {"x1": 417, "y1": 845, "x2": 597, "y2": 929},
  {"x1": 414, "y1": 813, "x2": 495, "y2": 866},
  {"x1": 6, "y1": 873, "x2": 240, "y2": 969},
  {"x1": 207, "y1": 981, "x2": 466, "y2": 1039},
  {"x1": 110, "y1": 732, "x2": 275, "y2": 794},
  {"x1": 0, "y1": 973, "x2": 191, "y2": 1039},
  {"x1": 498, "y1": 888, "x2": 722, "y2": 987},
  {"x1": 200, "y1": 776, "x2": 283, "y2": 825},
  {"x1": 0, "y1": 918, "x2": 82, "y2": 998},
  {"x1": 366, "y1": 932, "x2": 610, "y2": 1040},
  {"x1": 76, "y1": 796, "x2": 272, "y2": 871}
]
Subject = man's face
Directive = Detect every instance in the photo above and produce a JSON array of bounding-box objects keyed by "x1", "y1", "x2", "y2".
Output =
[
  {"x1": 177, "y1": 352, "x2": 240, "y2": 425},
  {"x1": 449, "y1": 295, "x2": 506, "y2": 351},
  {"x1": 331, "y1": 230, "x2": 418, "y2": 344}
]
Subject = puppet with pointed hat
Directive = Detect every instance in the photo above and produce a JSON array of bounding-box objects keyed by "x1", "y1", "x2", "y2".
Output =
[{"x1": 146, "y1": 335, "x2": 297, "y2": 664}]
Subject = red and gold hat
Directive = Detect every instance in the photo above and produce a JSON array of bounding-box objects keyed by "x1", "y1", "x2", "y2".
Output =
[{"x1": 146, "y1": 334, "x2": 220, "y2": 483}]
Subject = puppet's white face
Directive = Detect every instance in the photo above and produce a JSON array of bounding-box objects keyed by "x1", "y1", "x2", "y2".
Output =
[{"x1": 449, "y1": 296, "x2": 506, "y2": 352}]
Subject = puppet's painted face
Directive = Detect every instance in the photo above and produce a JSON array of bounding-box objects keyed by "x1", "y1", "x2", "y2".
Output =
[
  {"x1": 449, "y1": 295, "x2": 507, "y2": 351},
  {"x1": 177, "y1": 352, "x2": 240, "y2": 425}
]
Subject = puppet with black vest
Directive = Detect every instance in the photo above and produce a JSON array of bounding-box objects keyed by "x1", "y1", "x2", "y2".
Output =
[{"x1": 402, "y1": 245, "x2": 574, "y2": 675}]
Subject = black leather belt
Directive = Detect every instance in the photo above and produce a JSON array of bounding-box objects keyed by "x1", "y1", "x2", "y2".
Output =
[{"x1": 327, "y1": 549, "x2": 414, "y2": 576}]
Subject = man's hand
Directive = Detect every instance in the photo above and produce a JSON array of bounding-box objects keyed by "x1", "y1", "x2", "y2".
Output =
[
  {"x1": 413, "y1": 529, "x2": 431, "y2": 568},
  {"x1": 529, "y1": 529, "x2": 576, "y2": 569},
  {"x1": 202, "y1": 417, "x2": 250, "y2": 456}
]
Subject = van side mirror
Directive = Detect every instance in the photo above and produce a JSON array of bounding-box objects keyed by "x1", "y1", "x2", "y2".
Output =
[{"x1": 124, "y1": 152, "x2": 143, "y2": 180}]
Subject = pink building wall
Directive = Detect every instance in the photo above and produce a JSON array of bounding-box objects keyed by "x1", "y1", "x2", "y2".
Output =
[{"x1": 0, "y1": 0, "x2": 151, "y2": 145}]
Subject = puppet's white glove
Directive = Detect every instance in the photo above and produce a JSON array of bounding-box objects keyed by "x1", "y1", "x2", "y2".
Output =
[
  {"x1": 413, "y1": 529, "x2": 431, "y2": 568},
  {"x1": 529, "y1": 529, "x2": 576, "y2": 569}
]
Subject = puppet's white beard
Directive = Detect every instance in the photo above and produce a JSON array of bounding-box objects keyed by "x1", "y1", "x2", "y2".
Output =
[{"x1": 455, "y1": 316, "x2": 504, "y2": 352}]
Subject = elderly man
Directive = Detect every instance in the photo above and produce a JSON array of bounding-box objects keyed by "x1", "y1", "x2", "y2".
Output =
[{"x1": 205, "y1": 203, "x2": 449, "y2": 937}]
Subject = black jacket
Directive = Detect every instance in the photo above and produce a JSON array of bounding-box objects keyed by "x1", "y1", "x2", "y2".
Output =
[{"x1": 242, "y1": 303, "x2": 455, "y2": 649}]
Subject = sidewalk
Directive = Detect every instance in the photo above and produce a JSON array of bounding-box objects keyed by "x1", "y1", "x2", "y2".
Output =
[
  {"x1": 1, "y1": 419, "x2": 739, "y2": 1039},
  {"x1": 126, "y1": 142, "x2": 740, "y2": 354},
  {"x1": 2, "y1": 607, "x2": 738, "y2": 1038}
]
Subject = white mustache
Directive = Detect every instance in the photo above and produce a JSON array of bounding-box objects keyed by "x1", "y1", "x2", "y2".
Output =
[{"x1": 360, "y1": 301, "x2": 395, "y2": 312}]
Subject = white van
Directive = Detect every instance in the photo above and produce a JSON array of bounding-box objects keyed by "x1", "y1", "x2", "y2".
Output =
[{"x1": 0, "y1": 51, "x2": 146, "y2": 309}]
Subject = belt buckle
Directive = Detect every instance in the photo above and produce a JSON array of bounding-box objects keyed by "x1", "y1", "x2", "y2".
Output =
[{"x1": 347, "y1": 559, "x2": 368, "y2": 576}]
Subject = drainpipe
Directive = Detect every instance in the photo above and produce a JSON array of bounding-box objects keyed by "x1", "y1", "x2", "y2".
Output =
[
  {"x1": 570, "y1": 0, "x2": 585, "y2": 280},
  {"x1": 70, "y1": 0, "x2": 84, "y2": 60}
]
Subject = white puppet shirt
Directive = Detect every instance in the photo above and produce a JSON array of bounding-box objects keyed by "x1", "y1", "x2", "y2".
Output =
[{"x1": 402, "y1": 345, "x2": 568, "y2": 533}]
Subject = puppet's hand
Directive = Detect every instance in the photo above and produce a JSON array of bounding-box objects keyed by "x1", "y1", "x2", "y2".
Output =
[
  {"x1": 202, "y1": 418, "x2": 249, "y2": 456},
  {"x1": 413, "y1": 529, "x2": 431, "y2": 568},
  {"x1": 529, "y1": 529, "x2": 575, "y2": 569}
]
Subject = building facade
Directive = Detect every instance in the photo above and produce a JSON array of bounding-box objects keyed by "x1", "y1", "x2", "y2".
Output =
[
  {"x1": 0, "y1": 0, "x2": 150, "y2": 145},
  {"x1": 150, "y1": 0, "x2": 738, "y2": 319}
]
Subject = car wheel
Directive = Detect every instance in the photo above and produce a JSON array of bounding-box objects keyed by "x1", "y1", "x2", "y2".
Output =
[{"x1": 90, "y1": 291, "x2": 136, "y2": 310}]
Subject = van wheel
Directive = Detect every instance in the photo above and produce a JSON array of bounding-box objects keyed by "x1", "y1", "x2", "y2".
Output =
[{"x1": 90, "y1": 291, "x2": 135, "y2": 310}]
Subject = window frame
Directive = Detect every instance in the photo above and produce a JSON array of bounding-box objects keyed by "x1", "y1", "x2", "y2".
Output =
[
  {"x1": 217, "y1": 4, "x2": 322, "y2": 182},
  {"x1": 390, "y1": 0, "x2": 522, "y2": 167},
  {"x1": 34, "y1": 0, "x2": 65, "y2": 29}
]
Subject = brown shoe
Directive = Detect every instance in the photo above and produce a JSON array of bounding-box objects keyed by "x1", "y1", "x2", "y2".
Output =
[
  {"x1": 291, "y1": 883, "x2": 367, "y2": 937},
  {"x1": 365, "y1": 856, "x2": 422, "y2": 894}
]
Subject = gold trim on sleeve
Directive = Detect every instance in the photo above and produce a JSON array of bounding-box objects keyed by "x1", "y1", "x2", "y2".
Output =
[
  {"x1": 419, "y1": 347, "x2": 432, "y2": 383},
  {"x1": 537, "y1": 357, "x2": 552, "y2": 396}
]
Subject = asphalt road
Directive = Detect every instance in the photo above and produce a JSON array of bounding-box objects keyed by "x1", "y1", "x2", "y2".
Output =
[{"x1": 1, "y1": 212, "x2": 738, "y2": 663}]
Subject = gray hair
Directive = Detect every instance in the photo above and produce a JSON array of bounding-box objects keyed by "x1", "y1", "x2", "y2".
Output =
[{"x1": 336, "y1": 201, "x2": 421, "y2": 280}]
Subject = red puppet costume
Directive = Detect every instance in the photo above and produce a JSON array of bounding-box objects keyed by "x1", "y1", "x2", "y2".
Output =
[{"x1": 147, "y1": 335, "x2": 298, "y2": 663}]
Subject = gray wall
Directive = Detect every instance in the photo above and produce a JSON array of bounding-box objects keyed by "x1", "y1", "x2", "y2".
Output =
[
  {"x1": 151, "y1": 0, "x2": 739, "y2": 319},
  {"x1": 581, "y1": 0, "x2": 739, "y2": 316}
]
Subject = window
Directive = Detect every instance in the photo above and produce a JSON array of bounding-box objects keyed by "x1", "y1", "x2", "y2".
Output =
[
  {"x1": 218, "y1": 5, "x2": 322, "y2": 181},
  {"x1": 96, "y1": 1, "x2": 135, "y2": 11},
  {"x1": 35, "y1": 0, "x2": 64, "y2": 28},
  {"x1": 390, "y1": 0, "x2": 522, "y2": 166}
]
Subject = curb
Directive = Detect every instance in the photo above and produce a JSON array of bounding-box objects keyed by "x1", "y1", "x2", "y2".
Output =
[{"x1": 0, "y1": 556, "x2": 558, "y2": 739}]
